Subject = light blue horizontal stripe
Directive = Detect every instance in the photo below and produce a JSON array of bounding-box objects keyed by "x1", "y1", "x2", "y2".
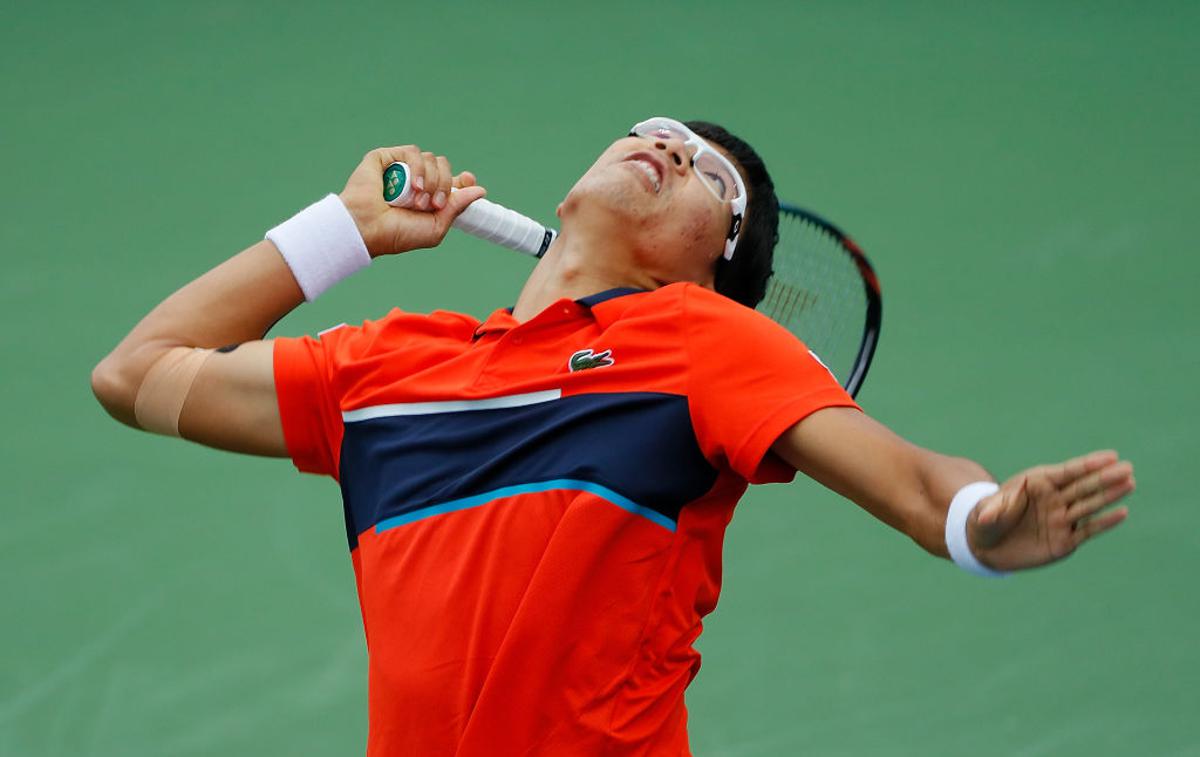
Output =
[{"x1": 374, "y1": 479, "x2": 676, "y2": 534}]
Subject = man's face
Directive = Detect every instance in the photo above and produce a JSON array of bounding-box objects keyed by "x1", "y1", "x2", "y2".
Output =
[{"x1": 558, "y1": 129, "x2": 745, "y2": 287}]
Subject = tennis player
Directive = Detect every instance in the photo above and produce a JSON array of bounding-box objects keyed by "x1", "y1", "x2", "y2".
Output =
[{"x1": 92, "y1": 118, "x2": 1134, "y2": 756}]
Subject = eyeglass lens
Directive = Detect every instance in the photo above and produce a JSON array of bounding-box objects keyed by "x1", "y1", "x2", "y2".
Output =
[{"x1": 633, "y1": 122, "x2": 738, "y2": 202}]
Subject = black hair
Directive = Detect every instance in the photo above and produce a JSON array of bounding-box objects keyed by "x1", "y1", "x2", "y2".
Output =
[{"x1": 684, "y1": 120, "x2": 778, "y2": 309}]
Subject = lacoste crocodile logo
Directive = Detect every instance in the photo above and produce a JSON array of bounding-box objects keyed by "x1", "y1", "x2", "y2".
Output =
[{"x1": 568, "y1": 348, "x2": 614, "y2": 372}]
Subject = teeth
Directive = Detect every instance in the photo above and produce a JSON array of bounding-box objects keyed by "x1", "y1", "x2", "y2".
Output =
[{"x1": 631, "y1": 160, "x2": 660, "y2": 192}]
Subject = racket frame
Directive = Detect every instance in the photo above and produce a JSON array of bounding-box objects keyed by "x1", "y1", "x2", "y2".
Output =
[{"x1": 775, "y1": 204, "x2": 882, "y2": 398}]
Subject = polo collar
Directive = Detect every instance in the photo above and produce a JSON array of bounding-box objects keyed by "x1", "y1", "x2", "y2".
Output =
[
  {"x1": 473, "y1": 287, "x2": 647, "y2": 339},
  {"x1": 575, "y1": 287, "x2": 645, "y2": 308}
]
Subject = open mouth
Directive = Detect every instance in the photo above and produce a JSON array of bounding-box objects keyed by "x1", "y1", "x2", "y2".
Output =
[{"x1": 622, "y1": 153, "x2": 664, "y2": 194}]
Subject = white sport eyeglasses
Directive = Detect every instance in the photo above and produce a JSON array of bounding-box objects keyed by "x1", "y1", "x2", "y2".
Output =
[{"x1": 629, "y1": 116, "x2": 747, "y2": 260}]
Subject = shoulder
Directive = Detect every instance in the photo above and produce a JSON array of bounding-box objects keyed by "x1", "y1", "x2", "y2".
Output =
[
  {"x1": 594, "y1": 284, "x2": 793, "y2": 351},
  {"x1": 314, "y1": 307, "x2": 480, "y2": 357},
  {"x1": 604, "y1": 283, "x2": 764, "y2": 323},
  {"x1": 597, "y1": 284, "x2": 813, "y2": 379},
  {"x1": 675, "y1": 283, "x2": 801, "y2": 346}
]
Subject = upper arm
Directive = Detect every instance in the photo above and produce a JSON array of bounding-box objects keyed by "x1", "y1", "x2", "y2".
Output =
[
  {"x1": 178, "y1": 340, "x2": 288, "y2": 457},
  {"x1": 770, "y1": 407, "x2": 990, "y2": 554}
]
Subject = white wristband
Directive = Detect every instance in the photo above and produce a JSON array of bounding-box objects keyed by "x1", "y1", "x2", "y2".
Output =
[
  {"x1": 945, "y1": 481, "x2": 1008, "y2": 578},
  {"x1": 266, "y1": 194, "x2": 371, "y2": 301}
]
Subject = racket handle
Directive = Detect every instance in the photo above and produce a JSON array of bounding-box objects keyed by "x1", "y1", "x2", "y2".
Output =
[{"x1": 382, "y1": 161, "x2": 556, "y2": 258}]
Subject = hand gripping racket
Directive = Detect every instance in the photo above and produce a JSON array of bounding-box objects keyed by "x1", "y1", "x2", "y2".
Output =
[
  {"x1": 383, "y1": 161, "x2": 556, "y2": 256},
  {"x1": 382, "y1": 162, "x2": 881, "y2": 397}
]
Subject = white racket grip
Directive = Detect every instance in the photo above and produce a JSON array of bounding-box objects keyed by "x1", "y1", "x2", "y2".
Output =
[
  {"x1": 382, "y1": 161, "x2": 556, "y2": 257},
  {"x1": 453, "y1": 197, "x2": 556, "y2": 258}
]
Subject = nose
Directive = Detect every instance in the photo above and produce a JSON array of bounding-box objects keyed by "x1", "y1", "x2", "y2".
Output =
[{"x1": 651, "y1": 136, "x2": 691, "y2": 176}]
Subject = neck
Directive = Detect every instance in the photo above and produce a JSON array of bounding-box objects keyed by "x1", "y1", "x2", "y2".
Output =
[{"x1": 510, "y1": 228, "x2": 657, "y2": 322}]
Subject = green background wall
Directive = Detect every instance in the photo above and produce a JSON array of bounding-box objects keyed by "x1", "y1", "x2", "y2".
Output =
[{"x1": 2, "y1": 1, "x2": 1196, "y2": 754}]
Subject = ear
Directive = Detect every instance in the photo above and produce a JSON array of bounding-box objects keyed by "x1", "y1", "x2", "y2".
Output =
[{"x1": 556, "y1": 202, "x2": 564, "y2": 218}]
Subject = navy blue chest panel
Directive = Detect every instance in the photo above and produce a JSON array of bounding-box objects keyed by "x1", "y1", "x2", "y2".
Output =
[{"x1": 337, "y1": 392, "x2": 716, "y2": 549}]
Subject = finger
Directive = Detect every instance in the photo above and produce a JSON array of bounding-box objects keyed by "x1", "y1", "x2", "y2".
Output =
[
  {"x1": 414, "y1": 151, "x2": 438, "y2": 210},
  {"x1": 388, "y1": 145, "x2": 425, "y2": 200},
  {"x1": 364, "y1": 144, "x2": 417, "y2": 169},
  {"x1": 977, "y1": 477, "x2": 1027, "y2": 525},
  {"x1": 1066, "y1": 473, "x2": 1135, "y2": 523},
  {"x1": 975, "y1": 490, "x2": 1004, "y2": 526},
  {"x1": 432, "y1": 155, "x2": 453, "y2": 210},
  {"x1": 1061, "y1": 460, "x2": 1134, "y2": 508},
  {"x1": 974, "y1": 479, "x2": 1029, "y2": 546},
  {"x1": 1044, "y1": 450, "x2": 1119, "y2": 488},
  {"x1": 453, "y1": 171, "x2": 477, "y2": 190},
  {"x1": 435, "y1": 184, "x2": 487, "y2": 225},
  {"x1": 1072, "y1": 506, "x2": 1129, "y2": 546}
]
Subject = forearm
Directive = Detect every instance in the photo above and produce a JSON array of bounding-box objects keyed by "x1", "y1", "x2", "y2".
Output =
[
  {"x1": 823, "y1": 443, "x2": 993, "y2": 558},
  {"x1": 92, "y1": 144, "x2": 484, "y2": 449},
  {"x1": 907, "y1": 450, "x2": 993, "y2": 557},
  {"x1": 777, "y1": 410, "x2": 1132, "y2": 573},
  {"x1": 772, "y1": 408, "x2": 994, "y2": 557},
  {"x1": 92, "y1": 240, "x2": 301, "y2": 425}
]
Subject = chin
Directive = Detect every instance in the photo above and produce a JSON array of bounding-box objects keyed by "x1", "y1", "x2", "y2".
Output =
[{"x1": 561, "y1": 173, "x2": 653, "y2": 228}]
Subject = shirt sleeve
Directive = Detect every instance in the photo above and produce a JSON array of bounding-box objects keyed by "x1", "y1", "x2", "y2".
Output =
[
  {"x1": 683, "y1": 285, "x2": 861, "y2": 484},
  {"x1": 272, "y1": 308, "x2": 482, "y2": 479},
  {"x1": 273, "y1": 329, "x2": 348, "y2": 478}
]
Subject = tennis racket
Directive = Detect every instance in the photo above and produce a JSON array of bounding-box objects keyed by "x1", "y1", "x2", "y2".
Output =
[
  {"x1": 759, "y1": 205, "x2": 881, "y2": 398},
  {"x1": 383, "y1": 161, "x2": 557, "y2": 255},
  {"x1": 382, "y1": 162, "x2": 882, "y2": 397}
]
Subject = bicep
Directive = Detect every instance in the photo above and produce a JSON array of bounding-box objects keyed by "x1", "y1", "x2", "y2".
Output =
[{"x1": 178, "y1": 340, "x2": 288, "y2": 457}]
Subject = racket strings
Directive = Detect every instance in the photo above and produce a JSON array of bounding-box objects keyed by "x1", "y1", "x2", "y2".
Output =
[{"x1": 758, "y1": 212, "x2": 869, "y2": 388}]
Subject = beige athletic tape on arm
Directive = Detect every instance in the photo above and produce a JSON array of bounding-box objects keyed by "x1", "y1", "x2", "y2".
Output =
[{"x1": 133, "y1": 347, "x2": 215, "y2": 437}]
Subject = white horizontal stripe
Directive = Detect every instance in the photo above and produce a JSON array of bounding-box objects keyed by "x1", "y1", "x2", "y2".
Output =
[{"x1": 342, "y1": 389, "x2": 562, "y2": 422}]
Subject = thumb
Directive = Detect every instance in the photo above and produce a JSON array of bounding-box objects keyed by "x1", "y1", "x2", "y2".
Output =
[
  {"x1": 975, "y1": 479, "x2": 1029, "y2": 544},
  {"x1": 436, "y1": 185, "x2": 487, "y2": 225}
]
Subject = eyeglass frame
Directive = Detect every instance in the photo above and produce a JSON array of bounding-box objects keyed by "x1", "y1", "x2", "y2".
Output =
[{"x1": 628, "y1": 116, "x2": 747, "y2": 260}]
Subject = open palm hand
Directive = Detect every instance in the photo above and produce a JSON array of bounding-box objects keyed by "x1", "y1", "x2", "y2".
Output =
[{"x1": 969, "y1": 450, "x2": 1135, "y2": 572}]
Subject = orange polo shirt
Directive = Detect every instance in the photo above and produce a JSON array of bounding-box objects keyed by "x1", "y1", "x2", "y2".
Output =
[{"x1": 273, "y1": 283, "x2": 858, "y2": 756}]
